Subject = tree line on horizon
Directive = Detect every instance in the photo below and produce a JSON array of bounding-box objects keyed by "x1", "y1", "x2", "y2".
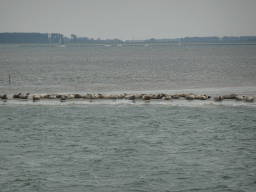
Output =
[
  {"x1": 143, "y1": 36, "x2": 256, "y2": 43},
  {"x1": 0, "y1": 32, "x2": 256, "y2": 44},
  {"x1": 0, "y1": 32, "x2": 64, "y2": 44}
]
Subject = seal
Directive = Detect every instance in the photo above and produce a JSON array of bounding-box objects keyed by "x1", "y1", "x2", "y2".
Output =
[
  {"x1": 214, "y1": 96, "x2": 223, "y2": 101},
  {"x1": 33, "y1": 94, "x2": 40, "y2": 100},
  {"x1": 235, "y1": 95, "x2": 244, "y2": 101},
  {"x1": 90, "y1": 93, "x2": 102, "y2": 99},
  {"x1": 244, "y1": 96, "x2": 254, "y2": 102},
  {"x1": 142, "y1": 95, "x2": 151, "y2": 100},
  {"x1": 186, "y1": 95, "x2": 195, "y2": 100},
  {"x1": 82, "y1": 94, "x2": 91, "y2": 99},
  {"x1": 74, "y1": 94, "x2": 82, "y2": 98},
  {"x1": 13, "y1": 93, "x2": 21, "y2": 98},
  {"x1": 171, "y1": 94, "x2": 181, "y2": 99},
  {"x1": 101, "y1": 94, "x2": 118, "y2": 99},
  {"x1": 125, "y1": 95, "x2": 135, "y2": 100},
  {"x1": 164, "y1": 95, "x2": 172, "y2": 100},
  {"x1": 60, "y1": 95, "x2": 67, "y2": 100},
  {"x1": 222, "y1": 94, "x2": 237, "y2": 99},
  {"x1": 65, "y1": 94, "x2": 75, "y2": 99},
  {"x1": 117, "y1": 94, "x2": 126, "y2": 99},
  {"x1": 40, "y1": 94, "x2": 48, "y2": 98},
  {"x1": 1, "y1": 94, "x2": 8, "y2": 99},
  {"x1": 150, "y1": 93, "x2": 165, "y2": 99},
  {"x1": 20, "y1": 93, "x2": 30, "y2": 99},
  {"x1": 134, "y1": 94, "x2": 145, "y2": 99},
  {"x1": 48, "y1": 95, "x2": 57, "y2": 99}
]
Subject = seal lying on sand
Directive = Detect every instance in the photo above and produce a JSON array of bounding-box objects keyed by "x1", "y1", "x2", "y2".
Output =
[
  {"x1": 49, "y1": 94, "x2": 61, "y2": 99},
  {"x1": 1, "y1": 94, "x2": 8, "y2": 99},
  {"x1": 244, "y1": 96, "x2": 254, "y2": 102},
  {"x1": 116, "y1": 94, "x2": 125, "y2": 99},
  {"x1": 235, "y1": 95, "x2": 244, "y2": 101},
  {"x1": 100, "y1": 94, "x2": 117, "y2": 99},
  {"x1": 222, "y1": 94, "x2": 237, "y2": 99},
  {"x1": 82, "y1": 93, "x2": 102, "y2": 99},
  {"x1": 172, "y1": 93, "x2": 193, "y2": 99},
  {"x1": 214, "y1": 96, "x2": 223, "y2": 101},
  {"x1": 13, "y1": 93, "x2": 21, "y2": 98},
  {"x1": 186, "y1": 95, "x2": 195, "y2": 100},
  {"x1": 48, "y1": 95, "x2": 57, "y2": 99},
  {"x1": 171, "y1": 95, "x2": 181, "y2": 99},
  {"x1": 134, "y1": 94, "x2": 145, "y2": 99},
  {"x1": 40, "y1": 94, "x2": 49, "y2": 98},
  {"x1": 82, "y1": 94, "x2": 91, "y2": 99},
  {"x1": 90, "y1": 94, "x2": 102, "y2": 99},
  {"x1": 60, "y1": 95, "x2": 66, "y2": 101},
  {"x1": 64, "y1": 94, "x2": 75, "y2": 99},
  {"x1": 125, "y1": 95, "x2": 135, "y2": 100},
  {"x1": 164, "y1": 95, "x2": 172, "y2": 100},
  {"x1": 19, "y1": 93, "x2": 29, "y2": 99},
  {"x1": 74, "y1": 94, "x2": 82, "y2": 98},
  {"x1": 150, "y1": 93, "x2": 165, "y2": 99},
  {"x1": 193, "y1": 95, "x2": 209, "y2": 100},
  {"x1": 33, "y1": 94, "x2": 40, "y2": 100},
  {"x1": 142, "y1": 95, "x2": 151, "y2": 100}
]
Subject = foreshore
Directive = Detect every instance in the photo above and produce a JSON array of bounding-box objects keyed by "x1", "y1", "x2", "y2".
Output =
[{"x1": 1, "y1": 97, "x2": 255, "y2": 108}]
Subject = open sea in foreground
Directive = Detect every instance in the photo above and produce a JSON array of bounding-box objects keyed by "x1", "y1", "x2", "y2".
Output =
[{"x1": 0, "y1": 44, "x2": 256, "y2": 191}]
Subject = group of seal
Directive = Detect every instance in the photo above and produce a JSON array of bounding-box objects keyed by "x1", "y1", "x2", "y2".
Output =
[
  {"x1": 1, "y1": 93, "x2": 30, "y2": 100},
  {"x1": 0, "y1": 92, "x2": 254, "y2": 102},
  {"x1": 12, "y1": 93, "x2": 30, "y2": 99},
  {"x1": 213, "y1": 94, "x2": 254, "y2": 102}
]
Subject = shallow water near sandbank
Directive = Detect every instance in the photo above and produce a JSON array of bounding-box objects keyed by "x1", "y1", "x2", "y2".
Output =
[{"x1": 0, "y1": 105, "x2": 256, "y2": 192}]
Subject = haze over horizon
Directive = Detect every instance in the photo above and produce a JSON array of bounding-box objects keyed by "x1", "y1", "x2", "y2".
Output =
[{"x1": 1, "y1": 0, "x2": 256, "y2": 41}]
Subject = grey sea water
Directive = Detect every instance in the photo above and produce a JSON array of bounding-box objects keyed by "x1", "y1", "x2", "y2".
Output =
[
  {"x1": 1, "y1": 44, "x2": 256, "y2": 94},
  {"x1": 0, "y1": 44, "x2": 256, "y2": 191}
]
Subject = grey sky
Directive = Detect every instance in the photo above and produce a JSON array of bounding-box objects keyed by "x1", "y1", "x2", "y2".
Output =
[{"x1": 0, "y1": 0, "x2": 256, "y2": 41}]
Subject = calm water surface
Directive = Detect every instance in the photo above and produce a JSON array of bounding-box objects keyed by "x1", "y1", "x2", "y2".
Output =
[{"x1": 1, "y1": 44, "x2": 256, "y2": 94}]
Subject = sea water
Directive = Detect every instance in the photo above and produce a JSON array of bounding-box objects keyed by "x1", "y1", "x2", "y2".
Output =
[{"x1": 0, "y1": 44, "x2": 256, "y2": 191}]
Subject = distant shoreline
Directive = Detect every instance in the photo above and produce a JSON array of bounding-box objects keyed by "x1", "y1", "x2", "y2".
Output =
[{"x1": 1, "y1": 42, "x2": 256, "y2": 47}]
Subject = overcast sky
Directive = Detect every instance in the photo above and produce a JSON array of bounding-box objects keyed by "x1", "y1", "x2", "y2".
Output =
[{"x1": 0, "y1": 0, "x2": 256, "y2": 41}]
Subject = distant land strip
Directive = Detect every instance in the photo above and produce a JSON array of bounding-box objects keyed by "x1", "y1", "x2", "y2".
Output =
[{"x1": 1, "y1": 32, "x2": 256, "y2": 44}]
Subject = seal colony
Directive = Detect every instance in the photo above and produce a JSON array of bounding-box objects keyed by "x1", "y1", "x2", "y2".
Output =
[
  {"x1": 213, "y1": 94, "x2": 254, "y2": 102},
  {"x1": 0, "y1": 93, "x2": 254, "y2": 102}
]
